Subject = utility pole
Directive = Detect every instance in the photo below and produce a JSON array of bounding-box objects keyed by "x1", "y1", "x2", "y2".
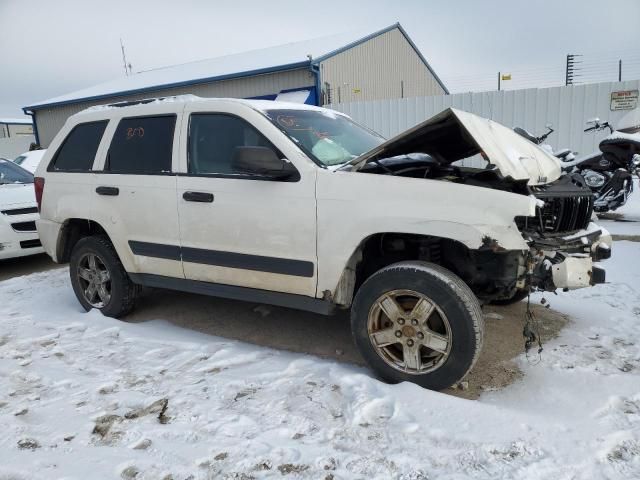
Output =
[
  {"x1": 565, "y1": 54, "x2": 582, "y2": 85},
  {"x1": 498, "y1": 71, "x2": 501, "y2": 91},
  {"x1": 619, "y1": 59, "x2": 622, "y2": 82}
]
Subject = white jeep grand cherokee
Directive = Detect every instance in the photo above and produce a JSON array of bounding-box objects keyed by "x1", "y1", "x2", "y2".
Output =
[{"x1": 35, "y1": 96, "x2": 611, "y2": 390}]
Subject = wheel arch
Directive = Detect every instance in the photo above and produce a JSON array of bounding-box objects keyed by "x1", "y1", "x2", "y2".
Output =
[
  {"x1": 330, "y1": 231, "x2": 524, "y2": 307},
  {"x1": 56, "y1": 218, "x2": 110, "y2": 263}
]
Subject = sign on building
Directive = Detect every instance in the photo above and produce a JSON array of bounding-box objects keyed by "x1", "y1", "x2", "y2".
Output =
[{"x1": 610, "y1": 90, "x2": 638, "y2": 111}]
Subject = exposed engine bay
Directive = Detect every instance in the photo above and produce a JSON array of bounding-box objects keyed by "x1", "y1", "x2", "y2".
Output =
[{"x1": 359, "y1": 153, "x2": 530, "y2": 193}]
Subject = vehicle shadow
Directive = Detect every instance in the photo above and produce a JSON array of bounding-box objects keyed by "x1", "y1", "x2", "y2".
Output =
[
  {"x1": 126, "y1": 287, "x2": 569, "y2": 399},
  {"x1": 0, "y1": 253, "x2": 63, "y2": 282},
  {"x1": 126, "y1": 287, "x2": 363, "y2": 365}
]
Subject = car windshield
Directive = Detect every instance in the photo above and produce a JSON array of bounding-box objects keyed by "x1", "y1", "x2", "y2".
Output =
[
  {"x1": 264, "y1": 109, "x2": 385, "y2": 167},
  {"x1": 0, "y1": 159, "x2": 33, "y2": 184}
]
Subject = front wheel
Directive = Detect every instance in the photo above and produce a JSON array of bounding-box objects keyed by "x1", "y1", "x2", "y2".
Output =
[
  {"x1": 351, "y1": 261, "x2": 484, "y2": 390},
  {"x1": 69, "y1": 235, "x2": 140, "y2": 318}
]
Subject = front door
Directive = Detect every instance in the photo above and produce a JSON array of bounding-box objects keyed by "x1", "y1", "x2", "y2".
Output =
[{"x1": 176, "y1": 106, "x2": 317, "y2": 297}]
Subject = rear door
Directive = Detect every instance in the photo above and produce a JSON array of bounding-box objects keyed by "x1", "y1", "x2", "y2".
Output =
[
  {"x1": 175, "y1": 104, "x2": 318, "y2": 297},
  {"x1": 92, "y1": 106, "x2": 183, "y2": 278}
]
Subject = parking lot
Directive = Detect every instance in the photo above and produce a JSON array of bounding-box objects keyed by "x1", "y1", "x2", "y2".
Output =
[
  {"x1": 2, "y1": 238, "x2": 639, "y2": 479},
  {"x1": 1, "y1": 250, "x2": 567, "y2": 400}
]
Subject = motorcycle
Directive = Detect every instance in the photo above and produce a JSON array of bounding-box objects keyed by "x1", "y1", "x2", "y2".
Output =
[{"x1": 514, "y1": 120, "x2": 640, "y2": 213}]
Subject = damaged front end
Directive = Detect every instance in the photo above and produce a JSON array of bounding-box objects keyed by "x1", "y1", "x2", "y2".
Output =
[
  {"x1": 342, "y1": 107, "x2": 611, "y2": 301},
  {"x1": 517, "y1": 173, "x2": 611, "y2": 294}
]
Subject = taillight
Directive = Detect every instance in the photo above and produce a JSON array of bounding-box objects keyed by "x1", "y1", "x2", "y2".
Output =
[{"x1": 34, "y1": 177, "x2": 45, "y2": 212}]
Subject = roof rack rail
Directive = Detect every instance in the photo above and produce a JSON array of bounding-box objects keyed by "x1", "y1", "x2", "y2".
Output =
[
  {"x1": 106, "y1": 98, "x2": 160, "y2": 108},
  {"x1": 83, "y1": 94, "x2": 201, "y2": 113}
]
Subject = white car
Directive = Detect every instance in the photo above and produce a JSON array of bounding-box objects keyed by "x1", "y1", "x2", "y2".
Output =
[
  {"x1": 35, "y1": 96, "x2": 611, "y2": 390},
  {"x1": 0, "y1": 159, "x2": 43, "y2": 259},
  {"x1": 14, "y1": 149, "x2": 46, "y2": 173}
]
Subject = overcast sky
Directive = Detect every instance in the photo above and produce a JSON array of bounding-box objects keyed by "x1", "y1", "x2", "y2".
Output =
[{"x1": 1, "y1": 0, "x2": 639, "y2": 117}]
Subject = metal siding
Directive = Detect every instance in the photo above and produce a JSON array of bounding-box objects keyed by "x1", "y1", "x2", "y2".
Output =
[
  {"x1": 0, "y1": 137, "x2": 35, "y2": 159},
  {"x1": 319, "y1": 28, "x2": 445, "y2": 105},
  {"x1": 330, "y1": 79, "x2": 640, "y2": 160},
  {"x1": 34, "y1": 68, "x2": 313, "y2": 146}
]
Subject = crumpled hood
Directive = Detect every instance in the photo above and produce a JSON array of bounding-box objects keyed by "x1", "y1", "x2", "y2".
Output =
[
  {"x1": 348, "y1": 108, "x2": 562, "y2": 186},
  {"x1": 0, "y1": 183, "x2": 37, "y2": 207}
]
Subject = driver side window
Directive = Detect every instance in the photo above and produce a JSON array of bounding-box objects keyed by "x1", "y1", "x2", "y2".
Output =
[{"x1": 188, "y1": 113, "x2": 281, "y2": 175}]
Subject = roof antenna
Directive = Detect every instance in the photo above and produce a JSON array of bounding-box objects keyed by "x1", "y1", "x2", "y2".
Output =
[{"x1": 120, "y1": 38, "x2": 132, "y2": 76}]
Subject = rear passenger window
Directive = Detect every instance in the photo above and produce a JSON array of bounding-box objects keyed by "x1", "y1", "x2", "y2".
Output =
[
  {"x1": 106, "y1": 115, "x2": 176, "y2": 174},
  {"x1": 49, "y1": 121, "x2": 108, "y2": 171}
]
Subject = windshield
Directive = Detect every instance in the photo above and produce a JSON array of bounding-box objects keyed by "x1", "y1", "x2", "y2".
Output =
[
  {"x1": 0, "y1": 159, "x2": 33, "y2": 184},
  {"x1": 264, "y1": 109, "x2": 385, "y2": 167}
]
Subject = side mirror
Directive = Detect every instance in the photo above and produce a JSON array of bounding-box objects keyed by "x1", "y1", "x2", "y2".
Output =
[{"x1": 232, "y1": 146, "x2": 296, "y2": 179}]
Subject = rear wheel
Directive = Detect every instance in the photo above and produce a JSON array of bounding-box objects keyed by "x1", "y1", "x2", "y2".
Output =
[
  {"x1": 69, "y1": 235, "x2": 139, "y2": 318},
  {"x1": 351, "y1": 261, "x2": 484, "y2": 390}
]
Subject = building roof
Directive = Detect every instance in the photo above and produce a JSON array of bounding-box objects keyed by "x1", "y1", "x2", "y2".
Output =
[
  {"x1": 24, "y1": 23, "x2": 447, "y2": 111},
  {"x1": 0, "y1": 117, "x2": 32, "y2": 125}
]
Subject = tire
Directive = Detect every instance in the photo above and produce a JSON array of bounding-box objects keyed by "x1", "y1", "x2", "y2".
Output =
[
  {"x1": 69, "y1": 235, "x2": 140, "y2": 318},
  {"x1": 351, "y1": 261, "x2": 484, "y2": 390},
  {"x1": 490, "y1": 289, "x2": 529, "y2": 306}
]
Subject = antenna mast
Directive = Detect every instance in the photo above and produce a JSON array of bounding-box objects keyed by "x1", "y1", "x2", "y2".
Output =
[{"x1": 120, "y1": 38, "x2": 132, "y2": 76}]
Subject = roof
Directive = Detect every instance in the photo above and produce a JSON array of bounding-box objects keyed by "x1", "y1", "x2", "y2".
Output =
[
  {"x1": 0, "y1": 118, "x2": 32, "y2": 125},
  {"x1": 75, "y1": 95, "x2": 347, "y2": 117},
  {"x1": 24, "y1": 23, "x2": 448, "y2": 111}
]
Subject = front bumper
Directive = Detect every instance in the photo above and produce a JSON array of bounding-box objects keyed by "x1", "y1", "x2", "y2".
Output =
[
  {"x1": 0, "y1": 209, "x2": 44, "y2": 260},
  {"x1": 528, "y1": 222, "x2": 610, "y2": 291},
  {"x1": 550, "y1": 256, "x2": 605, "y2": 290}
]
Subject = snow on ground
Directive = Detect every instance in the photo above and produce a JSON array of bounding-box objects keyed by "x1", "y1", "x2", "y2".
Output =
[{"x1": 1, "y1": 243, "x2": 640, "y2": 479}]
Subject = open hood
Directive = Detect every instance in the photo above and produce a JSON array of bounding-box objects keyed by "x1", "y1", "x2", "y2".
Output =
[{"x1": 347, "y1": 108, "x2": 562, "y2": 186}]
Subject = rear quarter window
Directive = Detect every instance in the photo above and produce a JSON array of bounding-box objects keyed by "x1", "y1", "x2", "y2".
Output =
[
  {"x1": 49, "y1": 121, "x2": 108, "y2": 172},
  {"x1": 106, "y1": 115, "x2": 176, "y2": 174}
]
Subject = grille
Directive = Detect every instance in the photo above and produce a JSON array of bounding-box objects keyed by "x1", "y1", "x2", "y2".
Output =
[
  {"x1": 20, "y1": 239, "x2": 41, "y2": 249},
  {"x1": 1, "y1": 207, "x2": 38, "y2": 216},
  {"x1": 538, "y1": 195, "x2": 594, "y2": 233},
  {"x1": 11, "y1": 221, "x2": 37, "y2": 232}
]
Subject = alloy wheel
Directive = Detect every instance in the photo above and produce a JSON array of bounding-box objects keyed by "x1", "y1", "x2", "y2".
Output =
[
  {"x1": 367, "y1": 289, "x2": 452, "y2": 375},
  {"x1": 76, "y1": 253, "x2": 112, "y2": 308}
]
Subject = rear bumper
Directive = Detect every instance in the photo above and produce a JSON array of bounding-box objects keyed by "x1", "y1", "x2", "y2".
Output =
[{"x1": 35, "y1": 218, "x2": 63, "y2": 262}]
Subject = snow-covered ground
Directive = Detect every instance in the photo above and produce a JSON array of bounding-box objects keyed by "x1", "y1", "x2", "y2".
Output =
[{"x1": 1, "y1": 242, "x2": 640, "y2": 479}]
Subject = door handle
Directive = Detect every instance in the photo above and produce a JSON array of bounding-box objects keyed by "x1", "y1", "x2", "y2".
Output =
[
  {"x1": 96, "y1": 186, "x2": 119, "y2": 196},
  {"x1": 183, "y1": 191, "x2": 214, "y2": 203}
]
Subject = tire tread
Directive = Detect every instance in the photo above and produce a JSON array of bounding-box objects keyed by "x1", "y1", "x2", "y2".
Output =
[{"x1": 69, "y1": 235, "x2": 139, "y2": 318}]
